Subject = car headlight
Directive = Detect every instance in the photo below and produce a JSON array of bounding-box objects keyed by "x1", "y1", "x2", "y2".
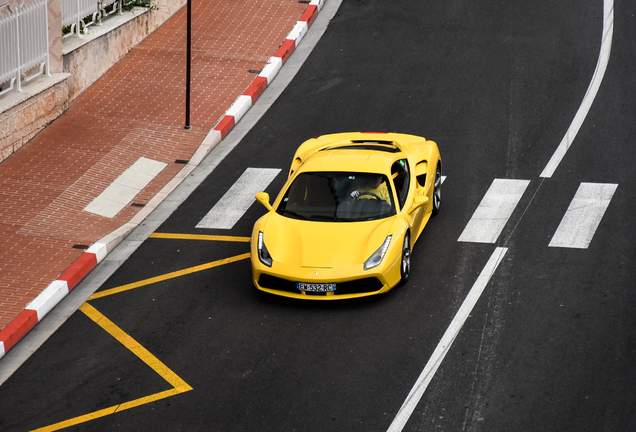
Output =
[
  {"x1": 364, "y1": 235, "x2": 392, "y2": 270},
  {"x1": 257, "y1": 231, "x2": 273, "y2": 267}
]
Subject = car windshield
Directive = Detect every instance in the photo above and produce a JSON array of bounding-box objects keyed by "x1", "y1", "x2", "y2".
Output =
[{"x1": 276, "y1": 172, "x2": 396, "y2": 222}]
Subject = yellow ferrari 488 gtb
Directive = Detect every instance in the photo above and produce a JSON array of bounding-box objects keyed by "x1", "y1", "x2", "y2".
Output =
[{"x1": 250, "y1": 132, "x2": 441, "y2": 300}]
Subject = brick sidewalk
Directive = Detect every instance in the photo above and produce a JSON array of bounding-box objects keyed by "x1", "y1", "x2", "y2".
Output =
[{"x1": 0, "y1": 0, "x2": 324, "y2": 358}]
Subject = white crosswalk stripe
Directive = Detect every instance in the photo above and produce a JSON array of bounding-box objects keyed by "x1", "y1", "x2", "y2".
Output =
[
  {"x1": 458, "y1": 178, "x2": 530, "y2": 244},
  {"x1": 196, "y1": 167, "x2": 281, "y2": 229},
  {"x1": 84, "y1": 157, "x2": 168, "y2": 218},
  {"x1": 549, "y1": 182, "x2": 618, "y2": 249}
]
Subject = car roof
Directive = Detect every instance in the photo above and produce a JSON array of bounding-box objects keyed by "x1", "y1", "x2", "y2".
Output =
[{"x1": 298, "y1": 145, "x2": 404, "y2": 174}]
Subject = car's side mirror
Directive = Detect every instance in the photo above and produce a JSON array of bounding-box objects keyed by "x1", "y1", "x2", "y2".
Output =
[
  {"x1": 255, "y1": 192, "x2": 273, "y2": 212},
  {"x1": 408, "y1": 194, "x2": 429, "y2": 213}
]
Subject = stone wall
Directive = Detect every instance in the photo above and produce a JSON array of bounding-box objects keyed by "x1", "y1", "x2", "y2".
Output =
[
  {"x1": 48, "y1": 0, "x2": 63, "y2": 74},
  {"x1": 0, "y1": 75, "x2": 70, "y2": 161}
]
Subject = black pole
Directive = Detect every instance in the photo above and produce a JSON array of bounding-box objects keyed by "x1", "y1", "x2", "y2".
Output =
[{"x1": 184, "y1": 0, "x2": 192, "y2": 130}]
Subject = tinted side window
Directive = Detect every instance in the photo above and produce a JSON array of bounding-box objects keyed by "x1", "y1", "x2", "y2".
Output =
[{"x1": 391, "y1": 159, "x2": 410, "y2": 209}]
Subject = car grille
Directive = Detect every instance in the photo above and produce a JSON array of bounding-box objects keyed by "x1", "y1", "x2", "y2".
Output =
[
  {"x1": 258, "y1": 274, "x2": 384, "y2": 296},
  {"x1": 258, "y1": 274, "x2": 296, "y2": 292}
]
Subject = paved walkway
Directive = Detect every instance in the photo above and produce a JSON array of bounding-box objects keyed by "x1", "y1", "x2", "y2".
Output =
[{"x1": 0, "y1": 0, "x2": 325, "y2": 358}]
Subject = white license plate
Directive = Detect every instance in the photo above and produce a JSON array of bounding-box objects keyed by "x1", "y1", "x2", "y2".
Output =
[{"x1": 297, "y1": 282, "x2": 336, "y2": 292}]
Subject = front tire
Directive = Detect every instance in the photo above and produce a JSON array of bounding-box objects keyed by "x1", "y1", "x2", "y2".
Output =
[{"x1": 400, "y1": 233, "x2": 411, "y2": 285}]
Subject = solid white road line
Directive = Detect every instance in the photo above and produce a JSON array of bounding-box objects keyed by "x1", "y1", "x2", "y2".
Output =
[
  {"x1": 196, "y1": 167, "x2": 281, "y2": 229},
  {"x1": 84, "y1": 157, "x2": 168, "y2": 218},
  {"x1": 549, "y1": 182, "x2": 618, "y2": 249},
  {"x1": 389, "y1": 3, "x2": 614, "y2": 427},
  {"x1": 540, "y1": 0, "x2": 614, "y2": 178},
  {"x1": 387, "y1": 247, "x2": 508, "y2": 432},
  {"x1": 458, "y1": 179, "x2": 530, "y2": 244}
]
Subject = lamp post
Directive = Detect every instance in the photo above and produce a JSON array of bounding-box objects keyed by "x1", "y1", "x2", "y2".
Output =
[{"x1": 184, "y1": 0, "x2": 192, "y2": 130}]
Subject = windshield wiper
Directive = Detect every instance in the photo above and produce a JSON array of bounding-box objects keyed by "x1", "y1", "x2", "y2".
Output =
[
  {"x1": 279, "y1": 209, "x2": 308, "y2": 220},
  {"x1": 308, "y1": 214, "x2": 337, "y2": 222}
]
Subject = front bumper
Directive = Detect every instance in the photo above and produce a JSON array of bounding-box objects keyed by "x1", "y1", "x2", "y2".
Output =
[{"x1": 250, "y1": 245, "x2": 403, "y2": 300}]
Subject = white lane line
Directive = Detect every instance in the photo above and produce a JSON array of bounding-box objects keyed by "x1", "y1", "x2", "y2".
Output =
[
  {"x1": 387, "y1": 247, "x2": 508, "y2": 432},
  {"x1": 549, "y1": 182, "x2": 617, "y2": 249},
  {"x1": 458, "y1": 179, "x2": 530, "y2": 244},
  {"x1": 540, "y1": 0, "x2": 614, "y2": 178},
  {"x1": 196, "y1": 167, "x2": 281, "y2": 229},
  {"x1": 84, "y1": 157, "x2": 168, "y2": 218}
]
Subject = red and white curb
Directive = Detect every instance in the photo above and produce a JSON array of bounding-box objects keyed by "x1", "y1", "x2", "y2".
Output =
[
  {"x1": 212, "y1": 0, "x2": 324, "y2": 139},
  {"x1": 0, "y1": 243, "x2": 107, "y2": 359},
  {"x1": 0, "y1": 0, "x2": 325, "y2": 361}
]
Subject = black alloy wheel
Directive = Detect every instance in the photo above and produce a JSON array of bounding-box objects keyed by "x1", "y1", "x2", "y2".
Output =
[
  {"x1": 432, "y1": 164, "x2": 441, "y2": 215},
  {"x1": 400, "y1": 232, "x2": 411, "y2": 285}
]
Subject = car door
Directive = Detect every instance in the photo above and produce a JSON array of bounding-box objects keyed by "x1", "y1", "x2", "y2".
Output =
[
  {"x1": 392, "y1": 159, "x2": 423, "y2": 243},
  {"x1": 404, "y1": 158, "x2": 430, "y2": 242}
]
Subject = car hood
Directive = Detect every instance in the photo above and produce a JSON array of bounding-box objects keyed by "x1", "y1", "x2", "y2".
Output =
[{"x1": 260, "y1": 213, "x2": 395, "y2": 268}]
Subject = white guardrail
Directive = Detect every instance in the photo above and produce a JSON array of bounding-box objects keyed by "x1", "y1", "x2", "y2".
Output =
[
  {"x1": 62, "y1": 0, "x2": 124, "y2": 38},
  {"x1": 0, "y1": 0, "x2": 129, "y2": 96},
  {"x1": 0, "y1": 0, "x2": 50, "y2": 95}
]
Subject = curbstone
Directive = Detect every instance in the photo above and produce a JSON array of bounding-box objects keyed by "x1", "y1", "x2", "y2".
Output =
[{"x1": 26, "y1": 280, "x2": 70, "y2": 321}]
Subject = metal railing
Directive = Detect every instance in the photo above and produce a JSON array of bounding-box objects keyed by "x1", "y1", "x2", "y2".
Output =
[
  {"x1": 61, "y1": 0, "x2": 125, "y2": 38},
  {"x1": 0, "y1": 0, "x2": 50, "y2": 96},
  {"x1": 0, "y1": 0, "x2": 145, "y2": 97}
]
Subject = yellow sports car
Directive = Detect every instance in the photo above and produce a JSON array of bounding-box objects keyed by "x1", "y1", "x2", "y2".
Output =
[{"x1": 250, "y1": 132, "x2": 442, "y2": 299}]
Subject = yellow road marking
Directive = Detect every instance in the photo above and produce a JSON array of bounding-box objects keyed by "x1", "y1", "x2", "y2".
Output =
[
  {"x1": 33, "y1": 238, "x2": 251, "y2": 430},
  {"x1": 32, "y1": 303, "x2": 192, "y2": 432},
  {"x1": 89, "y1": 253, "x2": 251, "y2": 300},
  {"x1": 149, "y1": 232, "x2": 251, "y2": 242}
]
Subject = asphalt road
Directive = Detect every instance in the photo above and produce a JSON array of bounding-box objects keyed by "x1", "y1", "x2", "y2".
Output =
[{"x1": 2, "y1": 0, "x2": 636, "y2": 431}]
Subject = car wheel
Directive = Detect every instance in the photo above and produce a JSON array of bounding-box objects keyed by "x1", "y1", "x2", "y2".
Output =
[
  {"x1": 400, "y1": 233, "x2": 411, "y2": 285},
  {"x1": 432, "y1": 164, "x2": 441, "y2": 215}
]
